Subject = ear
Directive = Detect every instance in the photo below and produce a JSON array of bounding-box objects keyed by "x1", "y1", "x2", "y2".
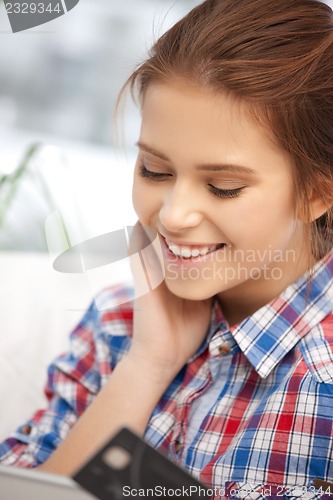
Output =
[
  {"x1": 296, "y1": 180, "x2": 333, "y2": 223},
  {"x1": 307, "y1": 185, "x2": 333, "y2": 222},
  {"x1": 309, "y1": 197, "x2": 331, "y2": 221}
]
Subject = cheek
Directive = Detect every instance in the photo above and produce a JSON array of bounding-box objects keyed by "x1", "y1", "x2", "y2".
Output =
[
  {"x1": 132, "y1": 178, "x2": 160, "y2": 223},
  {"x1": 132, "y1": 181, "x2": 145, "y2": 219},
  {"x1": 219, "y1": 189, "x2": 296, "y2": 241}
]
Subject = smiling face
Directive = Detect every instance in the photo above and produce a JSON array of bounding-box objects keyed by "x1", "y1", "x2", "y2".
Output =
[{"x1": 132, "y1": 80, "x2": 312, "y2": 324}]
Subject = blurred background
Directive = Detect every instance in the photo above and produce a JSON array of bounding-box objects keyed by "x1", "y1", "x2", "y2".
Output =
[{"x1": 0, "y1": 0, "x2": 200, "y2": 251}]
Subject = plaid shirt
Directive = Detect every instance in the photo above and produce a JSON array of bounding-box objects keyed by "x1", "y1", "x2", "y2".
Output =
[{"x1": 1, "y1": 250, "x2": 333, "y2": 499}]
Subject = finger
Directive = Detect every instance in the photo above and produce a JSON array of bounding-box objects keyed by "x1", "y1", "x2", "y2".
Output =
[
  {"x1": 140, "y1": 230, "x2": 165, "y2": 291},
  {"x1": 128, "y1": 221, "x2": 165, "y2": 295},
  {"x1": 127, "y1": 220, "x2": 146, "y2": 256}
]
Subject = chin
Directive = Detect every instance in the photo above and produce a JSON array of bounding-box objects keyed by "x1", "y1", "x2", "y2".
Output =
[{"x1": 164, "y1": 278, "x2": 217, "y2": 301}]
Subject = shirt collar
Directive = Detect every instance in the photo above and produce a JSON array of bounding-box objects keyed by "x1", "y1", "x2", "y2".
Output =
[{"x1": 214, "y1": 249, "x2": 333, "y2": 378}]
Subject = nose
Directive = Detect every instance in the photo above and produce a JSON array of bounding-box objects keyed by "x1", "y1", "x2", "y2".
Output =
[{"x1": 159, "y1": 183, "x2": 204, "y2": 232}]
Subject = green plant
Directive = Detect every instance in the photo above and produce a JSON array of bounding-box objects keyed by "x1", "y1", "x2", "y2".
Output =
[
  {"x1": 0, "y1": 143, "x2": 42, "y2": 227},
  {"x1": 0, "y1": 142, "x2": 71, "y2": 251}
]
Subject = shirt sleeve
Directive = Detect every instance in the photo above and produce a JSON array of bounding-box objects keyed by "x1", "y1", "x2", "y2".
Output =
[{"x1": 0, "y1": 300, "x2": 110, "y2": 468}]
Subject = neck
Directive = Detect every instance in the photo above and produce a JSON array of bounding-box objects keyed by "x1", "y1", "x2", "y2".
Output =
[{"x1": 218, "y1": 248, "x2": 312, "y2": 328}]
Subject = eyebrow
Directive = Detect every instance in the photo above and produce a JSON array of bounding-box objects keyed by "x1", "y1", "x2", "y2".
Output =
[{"x1": 136, "y1": 141, "x2": 257, "y2": 176}]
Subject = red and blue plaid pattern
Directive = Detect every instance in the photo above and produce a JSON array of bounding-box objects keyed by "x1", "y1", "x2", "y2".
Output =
[{"x1": 1, "y1": 250, "x2": 333, "y2": 499}]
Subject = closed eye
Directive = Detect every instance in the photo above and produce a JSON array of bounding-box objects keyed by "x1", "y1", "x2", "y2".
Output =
[
  {"x1": 139, "y1": 165, "x2": 245, "y2": 198},
  {"x1": 139, "y1": 165, "x2": 171, "y2": 180},
  {"x1": 208, "y1": 184, "x2": 245, "y2": 198}
]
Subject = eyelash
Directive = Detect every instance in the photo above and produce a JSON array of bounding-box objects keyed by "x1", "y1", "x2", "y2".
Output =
[
  {"x1": 139, "y1": 165, "x2": 168, "y2": 180},
  {"x1": 138, "y1": 165, "x2": 245, "y2": 199}
]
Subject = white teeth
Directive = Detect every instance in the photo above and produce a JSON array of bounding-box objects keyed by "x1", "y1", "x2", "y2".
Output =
[
  {"x1": 180, "y1": 247, "x2": 192, "y2": 258},
  {"x1": 199, "y1": 247, "x2": 209, "y2": 256},
  {"x1": 191, "y1": 249, "x2": 200, "y2": 257},
  {"x1": 166, "y1": 239, "x2": 222, "y2": 259},
  {"x1": 168, "y1": 244, "x2": 181, "y2": 256}
]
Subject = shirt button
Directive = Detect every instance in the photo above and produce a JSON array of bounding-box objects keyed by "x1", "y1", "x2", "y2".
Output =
[
  {"x1": 218, "y1": 342, "x2": 231, "y2": 355},
  {"x1": 20, "y1": 425, "x2": 32, "y2": 435},
  {"x1": 175, "y1": 438, "x2": 182, "y2": 453}
]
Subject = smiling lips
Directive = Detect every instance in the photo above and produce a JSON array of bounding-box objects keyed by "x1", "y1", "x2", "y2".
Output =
[{"x1": 164, "y1": 237, "x2": 226, "y2": 259}]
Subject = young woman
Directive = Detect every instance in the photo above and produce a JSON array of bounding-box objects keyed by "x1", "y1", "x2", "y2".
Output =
[{"x1": 1, "y1": 0, "x2": 333, "y2": 497}]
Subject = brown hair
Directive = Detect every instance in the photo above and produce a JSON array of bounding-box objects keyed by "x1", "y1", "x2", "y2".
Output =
[{"x1": 123, "y1": 0, "x2": 333, "y2": 264}]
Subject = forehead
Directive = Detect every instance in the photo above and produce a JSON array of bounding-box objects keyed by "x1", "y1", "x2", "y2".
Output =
[{"x1": 139, "y1": 80, "x2": 293, "y2": 177}]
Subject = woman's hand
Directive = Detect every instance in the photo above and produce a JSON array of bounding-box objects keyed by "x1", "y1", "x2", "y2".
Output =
[
  {"x1": 128, "y1": 221, "x2": 213, "y2": 383},
  {"x1": 36, "y1": 222, "x2": 213, "y2": 476}
]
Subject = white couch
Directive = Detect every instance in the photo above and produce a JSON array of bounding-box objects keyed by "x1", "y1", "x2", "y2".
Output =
[
  {"x1": 0, "y1": 250, "x2": 135, "y2": 441},
  {"x1": 0, "y1": 252, "x2": 89, "y2": 441}
]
